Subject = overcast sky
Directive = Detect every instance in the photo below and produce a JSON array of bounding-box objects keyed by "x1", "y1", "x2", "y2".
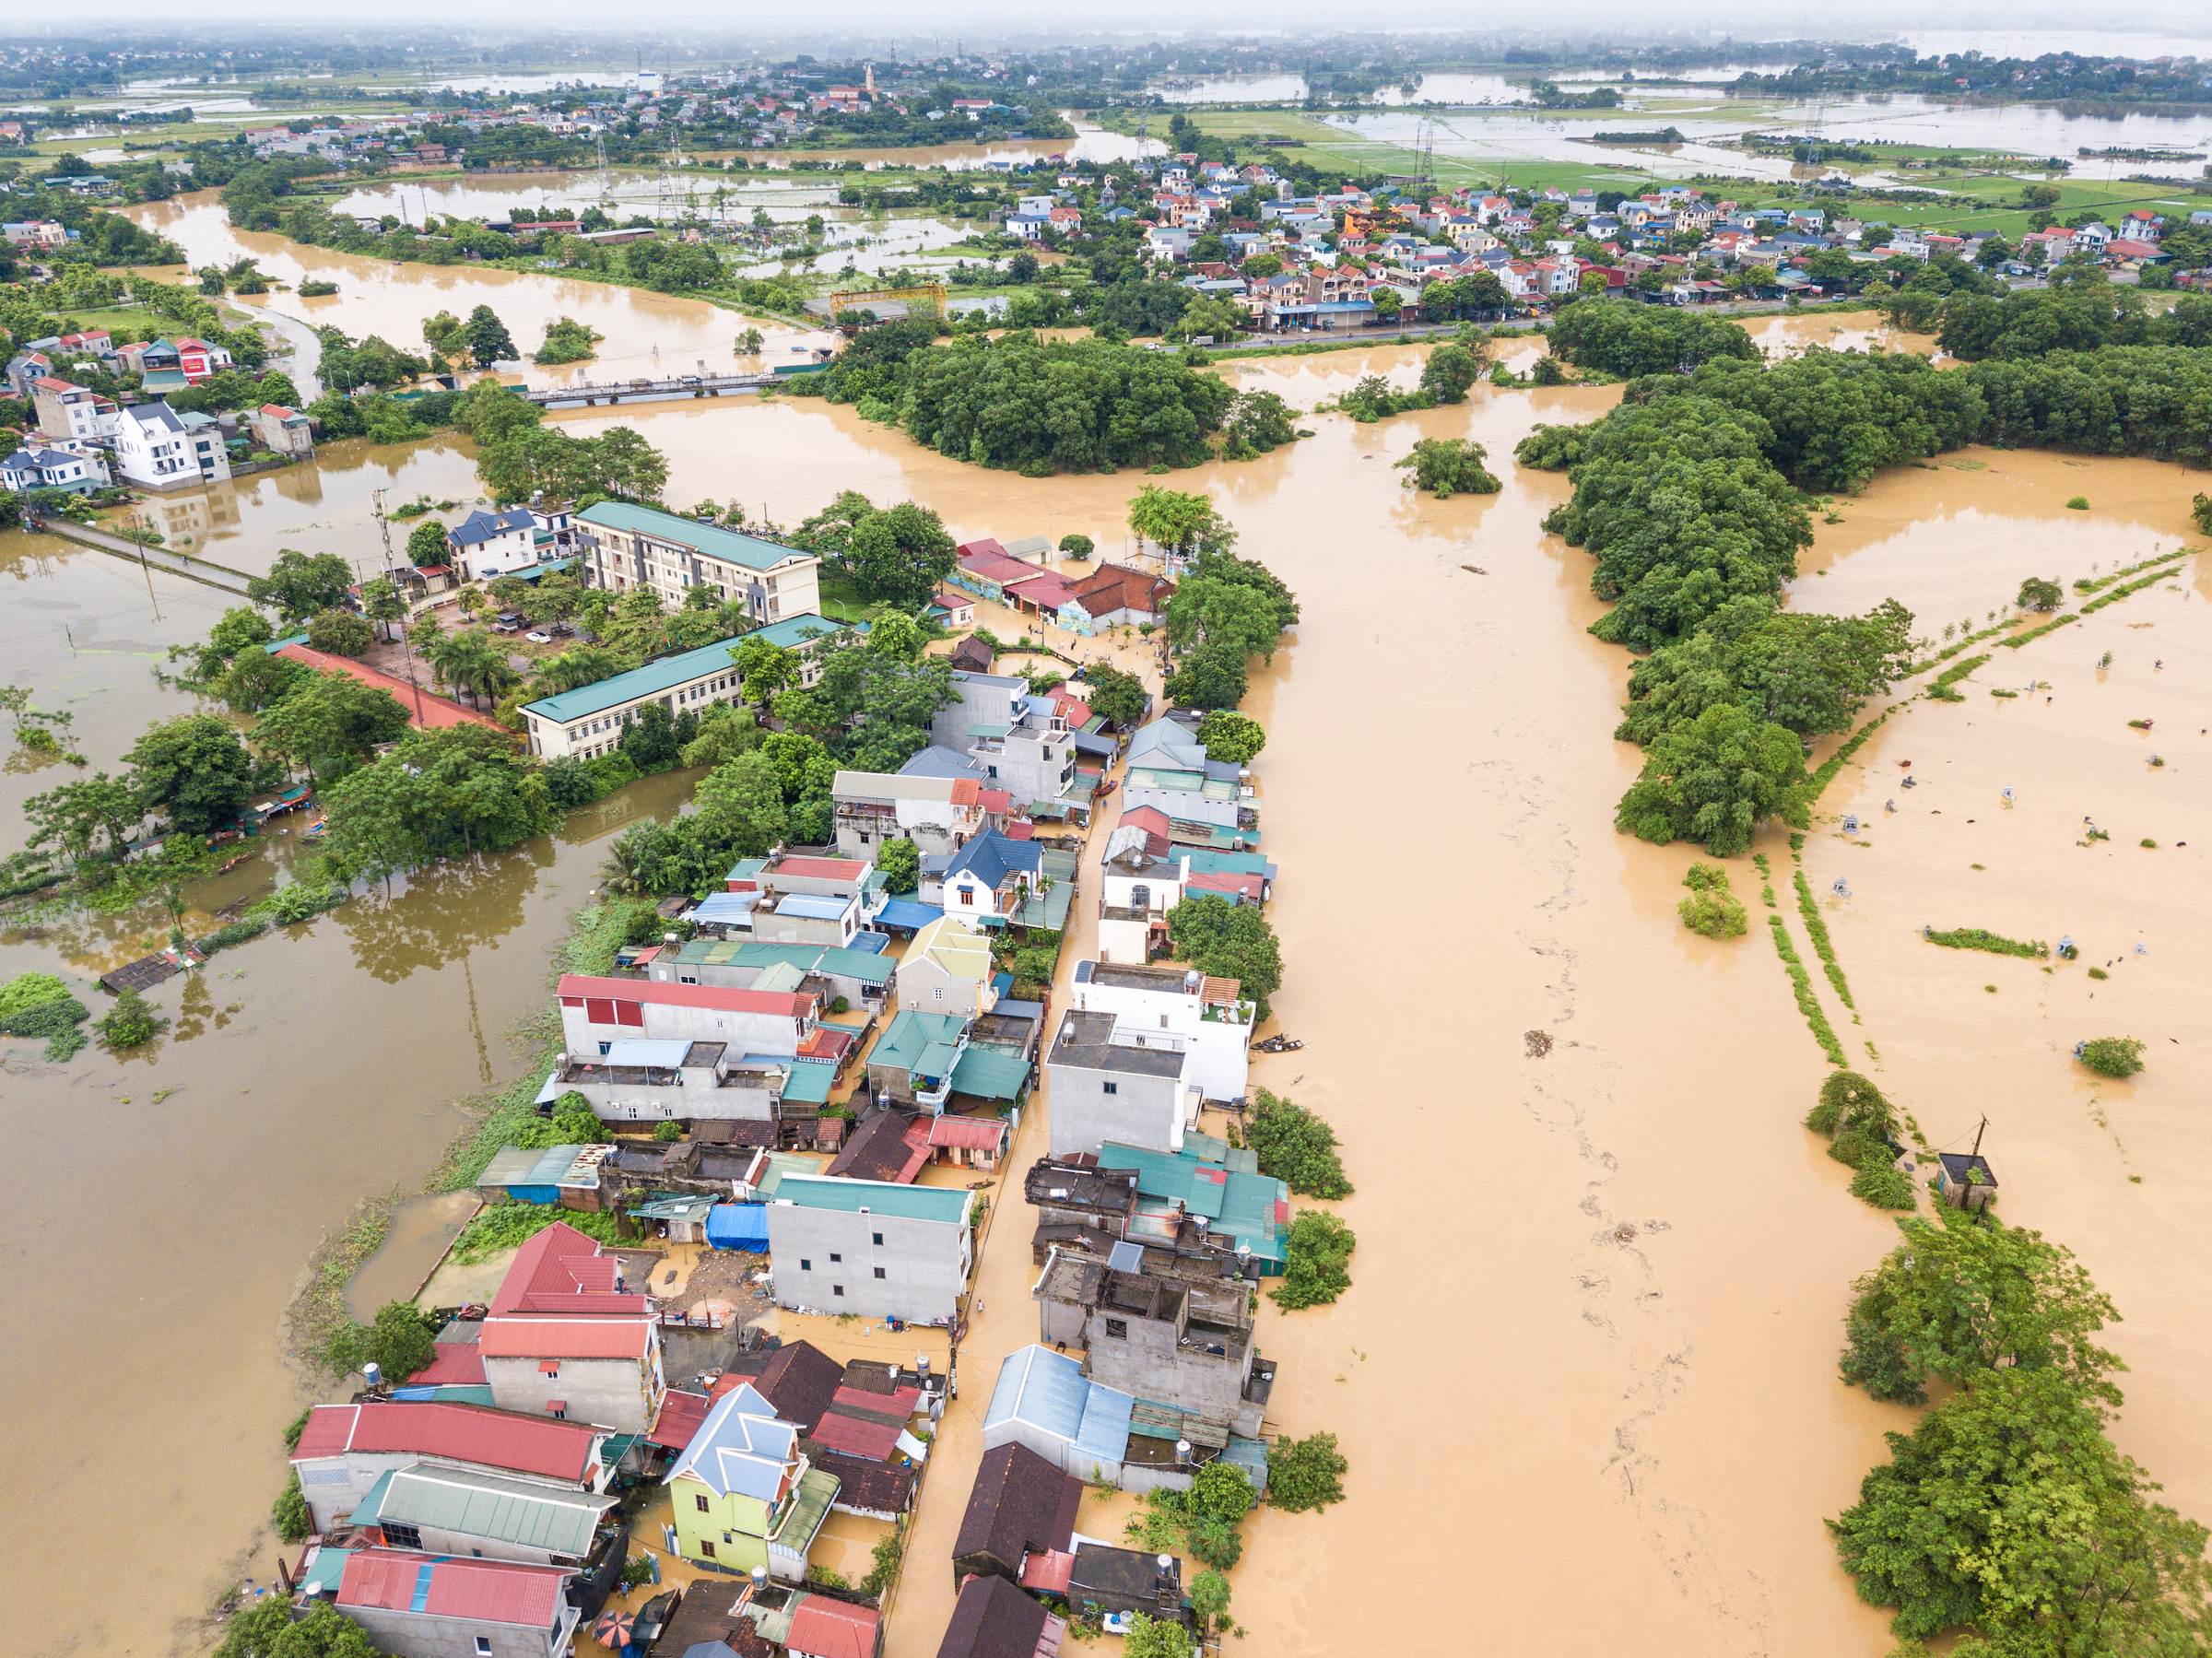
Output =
[{"x1": 31, "y1": 3, "x2": 2212, "y2": 53}]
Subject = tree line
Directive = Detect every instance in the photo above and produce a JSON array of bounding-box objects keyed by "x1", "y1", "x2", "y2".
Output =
[{"x1": 1522, "y1": 298, "x2": 2212, "y2": 853}]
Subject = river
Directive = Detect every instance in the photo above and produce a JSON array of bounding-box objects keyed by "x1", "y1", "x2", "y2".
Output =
[{"x1": 6, "y1": 237, "x2": 2209, "y2": 1655}]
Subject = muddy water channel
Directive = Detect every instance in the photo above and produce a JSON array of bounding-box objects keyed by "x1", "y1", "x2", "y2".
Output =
[{"x1": 7, "y1": 338, "x2": 2210, "y2": 1656}]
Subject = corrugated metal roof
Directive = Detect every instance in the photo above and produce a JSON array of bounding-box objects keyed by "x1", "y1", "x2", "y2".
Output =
[
  {"x1": 604, "y1": 1038, "x2": 692, "y2": 1066},
  {"x1": 786, "y1": 1595, "x2": 880, "y2": 1658},
  {"x1": 983, "y1": 1345, "x2": 1090, "y2": 1442},
  {"x1": 291, "y1": 1401, "x2": 599, "y2": 1481},
  {"x1": 664, "y1": 1382, "x2": 794, "y2": 1500},
  {"x1": 478, "y1": 1318, "x2": 653, "y2": 1358},
  {"x1": 773, "y1": 1174, "x2": 971, "y2": 1225},
  {"x1": 951, "y1": 1047, "x2": 1030, "y2": 1102},
  {"x1": 373, "y1": 1464, "x2": 616, "y2": 1557},
  {"x1": 337, "y1": 1547, "x2": 572, "y2": 1627}
]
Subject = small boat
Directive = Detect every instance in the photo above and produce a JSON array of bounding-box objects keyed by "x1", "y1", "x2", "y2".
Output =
[
  {"x1": 300, "y1": 817, "x2": 330, "y2": 838},
  {"x1": 1253, "y1": 1034, "x2": 1304, "y2": 1053}
]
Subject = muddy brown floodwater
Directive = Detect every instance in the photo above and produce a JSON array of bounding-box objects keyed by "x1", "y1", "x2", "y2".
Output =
[{"x1": 6, "y1": 333, "x2": 2208, "y2": 1657}]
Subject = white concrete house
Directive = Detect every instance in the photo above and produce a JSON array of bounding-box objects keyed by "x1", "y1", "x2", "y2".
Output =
[
  {"x1": 556, "y1": 973, "x2": 816, "y2": 1063},
  {"x1": 830, "y1": 769, "x2": 988, "y2": 859},
  {"x1": 1066, "y1": 958, "x2": 1253, "y2": 1103},
  {"x1": 111, "y1": 400, "x2": 229, "y2": 491},
  {"x1": 575, "y1": 500, "x2": 821, "y2": 622}
]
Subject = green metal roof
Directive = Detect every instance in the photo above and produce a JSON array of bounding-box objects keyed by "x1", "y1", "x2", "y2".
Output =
[
  {"x1": 751, "y1": 1151, "x2": 822, "y2": 1199},
  {"x1": 522, "y1": 614, "x2": 856, "y2": 725},
  {"x1": 871, "y1": 1010, "x2": 967, "y2": 1074},
  {"x1": 780, "y1": 1064, "x2": 833, "y2": 1105},
  {"x1": 776, "y1": 1173, "x2": 972, "y2": 1224},
  {"x1": 686, "y1": 946, "x2": 893, "y2": 985},
  {"x1": 1100, "y1": 1141, "x2": 1287, "y2": 1265},
  {"x1": 771, "y1": 1464, "x2": 841, "y2": 1551},
  {"x1": 577, "y1": 501, "x2": 814, "y2": 574},
  {"x1": 950, "y1": 1047, "x2": 1030, "y2": 1101},
  {"x1": 368, "y1": 1464, "x2": 616, "y2": 1557},
  {"x1": 521, "y1": 637, "x2": 748, "y2": 724}
]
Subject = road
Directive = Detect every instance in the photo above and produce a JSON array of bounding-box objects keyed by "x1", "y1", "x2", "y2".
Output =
[{"x1": 31, "y1": 515, "x2": 256, "y2": 597}]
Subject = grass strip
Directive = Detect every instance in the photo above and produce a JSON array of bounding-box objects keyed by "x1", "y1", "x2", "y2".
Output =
[
  {"x1": 1922, "y1": 925, "x2": 2048, "y2": 958},
  {"x1": 1769, "y1": 913, "x2": 1847, "y2": 1066},
  {"x1": 2080, "y1": 566, "x2": 2188, "y2": 615},
  {"x1": 1808, "y1": 711, "x2": 1889, "y2": 802},
  {"x1": 1751, "y1": 851, "x2": 1779, "y2": 908},
  {"x1": 2073, "y1": 547, "x2": 2193, "y2": 596},
  {"x1": 1794, "y1": 869, "x2": 1858, "y2": 1013},
  {"x1": 1999, "y1": 613, "x2": 2079, "y2": 650}
]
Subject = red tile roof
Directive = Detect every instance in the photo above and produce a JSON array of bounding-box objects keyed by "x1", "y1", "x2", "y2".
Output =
[
  {"x1": 787, "y1": 1597, "x2": 882, "y2": 1658},
  {"x1": 290, "y1": 1400, "x2": 598, "y2": 1481},
  {"x1": 949, "y1": 778, "x2": 982, "y2": 807},
  {"x1": 338, "y1": 1548, "x2": 572, "y2": 1627},
  {"x1": 556, "y1": 974, "x2": 806, "y2": 1019},
  {"x1": 1186, "y1": 870, "x2": 1265, "y2": 902},
  {"x1": 977, "y1": 789, "x2": 1013, "y2": 815},
  {"x1": 649, "y1": 1389, "x2": 712, "y2": 1451},
  {"x1": 478, "y1": 1318, "x2": 653, "y2": 1359},
  {"x1": 489, "y1": 1220, "x2": 641, "y2": 1314},
  {"x1": 811, "y1": 1383, "x2": 923, "y2": 1461},
  {"x1": 274, "y1": 644, "x2": 500, "y2": 731},
  {"x1": 954, "y1": 537, "x2": 1009, "y2": 560}
]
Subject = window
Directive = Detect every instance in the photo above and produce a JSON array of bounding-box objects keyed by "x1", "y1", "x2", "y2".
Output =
[
  {"x1": 700, "y1": 1539, "x2": 716, "y2": 1558},
  {"x1": 1130, "y1": 884, "x2": 1150, "y2": 910},
  {"x1": 832, "y1": 1285, "x2": 845, "y2": 1298},
  {"x1": 476, "y1": 1640, "x2": 493, "y2": 1658},
  {"x1": 384, "y1": 1521, "x2": 424, "y2": 1550},
  {"x1": 872, "y1": 1231, "x2": 884, "y2": 1245},
  {"x1": 1103, "y1": 1081, "x2": 1119, "y2": 1095},
  {"x1": 1160, "y1": 1015, "x2": 1170, "y2": 1028},
  {"x1": 1104, "y1": 1318, "x2": 1128, "y2": 1339},
  {"x1": 696, "y1": 1494, "x2": 710, "y2": 1512},
  {"x1": 830, "y1": 1252, "x2": 842, "y2": 1263},
  {"x1": 959, "y1": 890, "x2": 974, "y2": 906},
  {"x1": 933, "y1": 987, "x2": 943, "y2": 1001},
  {"x1": 874, "y1": 1266, "x2": 887, "y2": 1279},
  {"x1": 800, "y1": 1258, "x2": 812, "y2": 1271}
]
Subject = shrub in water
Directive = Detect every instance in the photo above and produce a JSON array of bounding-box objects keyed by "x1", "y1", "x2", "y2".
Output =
[
  {"x1": 2076, "y1": 1037, "x2": 2145, "y2": 1079},
  {"x1": 1850, "y1": 1163, "x2": 1916, "y2": 1210},
  {"x1": 1678, "y1": 862, "x2": 1748, "y2": 938}
]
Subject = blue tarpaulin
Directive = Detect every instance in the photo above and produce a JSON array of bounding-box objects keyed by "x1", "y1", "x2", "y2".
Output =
[
  {"x1": 876, "y1": 900, "x2": 944, "y2": 932},
  {"x1": 706, "y1": 1205, "x2": 770, "y2": 1250}
]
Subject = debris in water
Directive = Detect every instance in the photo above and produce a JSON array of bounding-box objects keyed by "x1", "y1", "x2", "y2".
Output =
[
  {"x1": 1842, "y1": 814, "x2": 1860, "y2": 835},
  {"x1": 1461, "y1": 564, "x2": 1488, "y2": 574},
  {"x1": 1524, "y1": 1029, "x2": 1554, "y2": 1059},
  {"x1": 1831, "y1": 877, "x2": 1851, "y2": 897},
  {"x1": 1614, "y1": 1225, "x2": 1638, "y2": 1244}
]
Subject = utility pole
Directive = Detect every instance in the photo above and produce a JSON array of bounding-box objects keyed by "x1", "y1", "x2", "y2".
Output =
[
  {"x1": 1971, "y1": 1114, "x2": 1987, "y2": 1158},
  {"x1": 373, "y1": 488, "x2": 428, "y2": 726}
]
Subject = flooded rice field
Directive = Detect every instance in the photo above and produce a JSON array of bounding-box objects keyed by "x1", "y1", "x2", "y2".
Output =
[{"x1": 5, "y1": 333, "x2": 2208, "y2": 1656}]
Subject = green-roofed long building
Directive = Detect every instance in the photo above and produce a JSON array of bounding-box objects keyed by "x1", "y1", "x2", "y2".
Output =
[
  {"x1": 574, "y1": 500, "x2": 823, "y2": 624},
  {"x1": 353, "y1": 1464, "x2": 620, "y2": 1568},
  {"x1": 519, "y1": 610, "x2": 863, "y2": 761}
]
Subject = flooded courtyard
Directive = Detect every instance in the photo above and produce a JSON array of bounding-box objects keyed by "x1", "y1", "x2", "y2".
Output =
[{"x1": 3, "y1": 324, "x2": 2208, "y2": 1658}]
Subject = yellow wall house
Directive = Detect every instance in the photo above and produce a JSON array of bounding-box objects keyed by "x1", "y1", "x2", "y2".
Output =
[{"x1": 664, "y1": 1382, "x2": 840, "y2": 1581}]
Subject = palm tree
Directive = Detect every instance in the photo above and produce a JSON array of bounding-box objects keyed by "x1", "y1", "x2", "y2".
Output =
[{"x1": 599, "y1": 835, "x2": 649, "y2": 897}]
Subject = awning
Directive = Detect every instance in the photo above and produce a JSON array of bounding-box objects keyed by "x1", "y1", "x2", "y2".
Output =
[{"x1": 605, "y1": 1039, "x2": 690, "y2": 1067}]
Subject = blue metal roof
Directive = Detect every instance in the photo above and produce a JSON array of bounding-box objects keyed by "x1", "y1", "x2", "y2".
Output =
[
  {"x1": 1075, "y1": 1382, "x2": 1135, "y2": 1464},
  {"x1": 944, "y1": 829, "x2": 1042, "y2": 891},
  {"x1": 876, "y1": 900, "x2": 945, "y2": 931},
  {"x1": 692, "y1": 892, "x2": 759, "y2": 924},
  {"x1": 985, "y1": 1345, "x2": 1091, "y2": 1441}
]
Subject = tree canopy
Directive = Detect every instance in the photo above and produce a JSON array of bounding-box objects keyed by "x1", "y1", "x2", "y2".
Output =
[
  {"x1": 1613, "y1": 701, "x2": 1810, "y2": 856},
  {"x1": 1165, "y1": 893, "x2": 1283, "y2": 1013},
  {"x1": 1840, "y1": 1210, "x2": 2124, "y2": 1407},
  {"x1": 1616, "y1": 596, "x2": 1914, "y2": 745}
]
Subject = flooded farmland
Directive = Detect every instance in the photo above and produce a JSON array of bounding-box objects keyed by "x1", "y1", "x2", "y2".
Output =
[{"x1": 5, "y1": 324, "x2": 2208, "y2": 1658}]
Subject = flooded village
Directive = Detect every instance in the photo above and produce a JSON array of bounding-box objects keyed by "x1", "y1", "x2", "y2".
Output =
[{"x1": 6, "y1": 25, "x2": 2212, "y2": 1658}]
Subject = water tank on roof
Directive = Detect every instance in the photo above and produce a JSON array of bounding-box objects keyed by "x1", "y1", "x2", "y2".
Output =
[{"x1": 361, "y1": 1362, "x2": 382, "y2": 1390}]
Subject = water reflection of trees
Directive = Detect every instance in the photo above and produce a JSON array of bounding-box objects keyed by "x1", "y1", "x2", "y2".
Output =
[{"x1": 336, "y1": 838, "x2": 555, "y2": 983}]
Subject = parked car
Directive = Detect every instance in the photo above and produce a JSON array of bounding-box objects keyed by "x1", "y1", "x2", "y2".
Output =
[{"x1": 526, "y1": 630, "x2": 552, "y2": 643}]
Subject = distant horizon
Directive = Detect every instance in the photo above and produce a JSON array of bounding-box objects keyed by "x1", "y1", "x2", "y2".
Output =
[{"x1": 12, "y1": 17, "x2": 2212, "y2": 56}]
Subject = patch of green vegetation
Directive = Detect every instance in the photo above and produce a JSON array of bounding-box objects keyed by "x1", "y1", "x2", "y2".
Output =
[
  {"x1": 1793, "y1": 869, "x2": 1856, "y2": 1012},
  {"x1": 2076, "y1": 1037, "x2": 2145, "y2": 1079},
  {"x1": 1269, "y1": 1210, "x2": 1357, "y2": 1310},
  {"x1": 1769, "y1": 913, "x2": 1847, "y2": 1066},
  {"x1": 1246, "y1": 1088, "x2": 1352, "y2": 1199},
  {"x1": 1678, "y1": 860, "x2": 1750, "y2": 938},
  {"x1": 449, "y1": 1201, "x2": 627, "y2": 1265},
  {"x1": 1923, "y1": 926, "x2": 2047, "y2": 959}
]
